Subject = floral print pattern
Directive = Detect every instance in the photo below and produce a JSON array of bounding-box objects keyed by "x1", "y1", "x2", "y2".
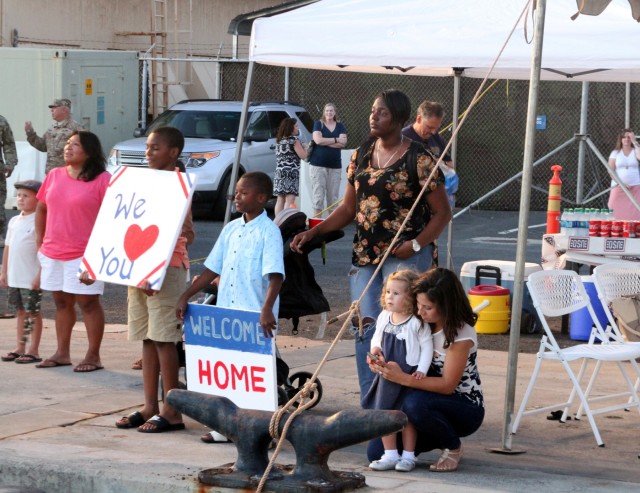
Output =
[{"x1": 347, "y1": 140, "x2": 443, "y2": 267}]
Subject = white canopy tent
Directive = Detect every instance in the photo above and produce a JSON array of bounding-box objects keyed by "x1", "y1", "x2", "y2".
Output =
[
  {"x1": 250, "y1": 0, "x2": 640, "y2": 81},
  {"x1": 228, "y1": 0, "x2": 640, "y2": 451}
]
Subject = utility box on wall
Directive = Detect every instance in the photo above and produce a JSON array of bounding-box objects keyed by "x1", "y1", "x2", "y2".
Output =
[{"x1": 0, "y1": 48, "x2": 139, "y2": 207}]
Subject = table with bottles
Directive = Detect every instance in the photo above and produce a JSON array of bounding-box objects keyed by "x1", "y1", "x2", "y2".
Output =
[{"x1": 544, "y1": 207, "x2": 640, "y2": 269}]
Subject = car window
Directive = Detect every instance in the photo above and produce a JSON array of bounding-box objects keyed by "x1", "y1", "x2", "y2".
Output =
[
  {"x1": 296, "y1": 111, "x2": 314, "y2": 133},
  {"x1": 267, "y1": 111, "x2": 291, "y2": 137},
  {"x1": 246, "y1": 111, "x2": 271, "y2": 140},
  {"x1": 146, "y1": 109, "x2": 241, "y2": 140}
]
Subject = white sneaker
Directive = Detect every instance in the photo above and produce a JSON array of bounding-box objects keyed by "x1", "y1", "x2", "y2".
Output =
[
  {"x1": 395, "y1": 457, "x2": 416, "y2": 472},
  {"x1": 369, "y1": 456, "x2": 400, "y2": 471}
]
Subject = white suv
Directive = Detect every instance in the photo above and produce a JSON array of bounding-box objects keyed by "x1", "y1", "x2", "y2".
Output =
[{"x1": 108, "y1": 100, "x2": 314, "y2": 219}]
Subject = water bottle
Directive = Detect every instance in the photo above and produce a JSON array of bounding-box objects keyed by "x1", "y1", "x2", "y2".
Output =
[
  {"x1": 564, "y1": 209, "x2": 575, "y2": 236},
  {"x1": 572, "y1": 208, "x2": 582, "y2": 236},
  {"x1": 579, "y1": 208, "x2": 590, "y2": 236},
  {"x1": 560, "y1": 209, "x2": 569, "y2": 235}
]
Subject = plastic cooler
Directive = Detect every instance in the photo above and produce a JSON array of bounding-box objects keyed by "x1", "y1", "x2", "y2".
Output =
[
  {"x1": 468, "y1": 284, "x2": 511, "y2": 334},
  {"x1": 460, "y1": 260, "x2": 542, "y2": 333},
  {"x1": 569, "y1": 275, "x2": 610, "y2": 341}
]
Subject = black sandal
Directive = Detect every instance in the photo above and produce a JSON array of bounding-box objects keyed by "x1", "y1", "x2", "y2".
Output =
[
  {"x1": 115, "y1": 411, "x2": 146, "y2": 429},
  {"x1": 1, "y1": 352, "x2": 21, "y2": 362}
]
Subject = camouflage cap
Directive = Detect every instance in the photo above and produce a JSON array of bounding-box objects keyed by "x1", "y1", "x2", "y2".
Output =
[
  {"x1": 48, "y1": 98, "x2": 71, "y2": 109},
  {"x1": 14, "y1": 180, "x2": 42, "y2": 194}
]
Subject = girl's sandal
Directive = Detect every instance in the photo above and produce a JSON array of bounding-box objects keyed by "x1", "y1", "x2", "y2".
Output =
[{"x1": 430, "y1": 446, "x2": 463, "y2": 472}]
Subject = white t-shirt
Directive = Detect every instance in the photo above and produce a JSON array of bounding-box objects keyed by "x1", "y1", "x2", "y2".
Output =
[
  {"x1": 6, "y1": 213, "x2": 40, "y2": 289},
  {"x1": 609, "y1": 149, "x2": 640, "y2": 187}
]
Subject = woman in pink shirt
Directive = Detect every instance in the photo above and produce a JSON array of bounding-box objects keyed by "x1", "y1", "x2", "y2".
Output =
[{"x1": 35, "y1": 131, "x2": 110, "y2": 372}]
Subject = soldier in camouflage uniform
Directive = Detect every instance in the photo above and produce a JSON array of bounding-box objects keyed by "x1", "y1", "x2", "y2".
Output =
[
  {"x1": 0, "y1": 114, "x2": 18, "y2": 244},
  {"x1": 24, "y1": 99, "x2": 83, "y2": 175}
]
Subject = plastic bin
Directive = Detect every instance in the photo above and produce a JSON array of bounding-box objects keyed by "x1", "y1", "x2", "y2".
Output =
[
  {"x1": 460, "y1": 260, "x2": 542, "y2": 333},
  {"x1": 468, "y1": 285, "x2": 511, "y2": 334},
  {"x1": 569, "y1": 275, "x2": 610, "y2": 341}
]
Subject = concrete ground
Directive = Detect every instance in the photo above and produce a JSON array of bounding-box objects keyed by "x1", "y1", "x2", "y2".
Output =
[{"x1": 1, "y1": 316, "x2": 639, "y2": 493}]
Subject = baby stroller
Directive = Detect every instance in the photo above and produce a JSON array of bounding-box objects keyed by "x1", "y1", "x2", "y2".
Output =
[{"x1": 272, "y1": 208, "x2": 344, "y2": 408}]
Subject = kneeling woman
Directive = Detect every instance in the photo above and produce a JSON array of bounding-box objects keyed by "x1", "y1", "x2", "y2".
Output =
[{"x1": 367, "y1": 268, "x2": 484, "y2": 472}]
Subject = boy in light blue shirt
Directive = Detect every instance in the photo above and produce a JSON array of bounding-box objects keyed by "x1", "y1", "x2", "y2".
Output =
[{"x1": 177, "y1": 171, "x2": 284, "y2": 338}]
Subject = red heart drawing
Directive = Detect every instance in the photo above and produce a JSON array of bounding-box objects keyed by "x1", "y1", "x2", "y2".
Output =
[{"x1": 124, "y1": 224, "x2": 159, "y2": 262}]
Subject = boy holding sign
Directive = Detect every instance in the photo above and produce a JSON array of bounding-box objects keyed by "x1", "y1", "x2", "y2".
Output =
[
  {"x1": 176, "y1": 171, "x2": 284, "y2": 335},
  {"x1": 176, "y1": 171, "x2": 284, "y2": 441},
  {"x1": 116, "y1": 127, "x2": 195, "y2": 433}
]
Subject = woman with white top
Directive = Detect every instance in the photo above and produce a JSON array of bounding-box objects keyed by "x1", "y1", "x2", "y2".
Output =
[{"x1": 608, "y1": 128, "x2": 640, "y2": 220}]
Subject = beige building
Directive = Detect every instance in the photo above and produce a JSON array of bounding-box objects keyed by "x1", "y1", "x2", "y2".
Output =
[{"x1": 0, "y1": 0, "x2": 298, "y2": 114}]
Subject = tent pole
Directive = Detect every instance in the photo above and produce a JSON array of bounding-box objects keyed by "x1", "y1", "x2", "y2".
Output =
[
  {"x1": 225, "y1": 61, "x2": 255, "y2": 224},
  {"x1": 500, "y1": 0, "x2": 546, "y2": 453},
  {"x1": 625, "y1": 82, "x2": 631, "y2": 128},
  {"x1": 284, "y1": 67, "x2": 290, "y2": 101},
  {"x1": 446, "y1": 70, "x2": 462, "y2": 270},
  {"x1": 576, "y1": 81, "x2": 589, "y2": 204}
]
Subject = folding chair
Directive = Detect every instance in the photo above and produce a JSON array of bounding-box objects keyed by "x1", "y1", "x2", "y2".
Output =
[
  {"x1": 592, "y1": 262, "x2": 640, "y2": 395},
  {"x1": 511, "y1": 269, "x2": 640, "y2": 446},
  {"x1": 593, "y1": 263, "x2": 640, "y2": 341}
]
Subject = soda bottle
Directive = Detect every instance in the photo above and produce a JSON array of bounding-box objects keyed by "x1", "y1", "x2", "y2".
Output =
[{"x1": 588, "y1": 208, "x2": 601, "y2": 237}]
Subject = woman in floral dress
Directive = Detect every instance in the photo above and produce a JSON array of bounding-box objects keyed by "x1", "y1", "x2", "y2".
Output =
[{"x1": 291, "y1": 89, "x2": 451, "y2": 399}]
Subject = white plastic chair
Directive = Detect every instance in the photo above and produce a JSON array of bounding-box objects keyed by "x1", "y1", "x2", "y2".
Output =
[
  {"x1": 593, "y1": 262, "x2": 640, "y2": 399},
  {"x1": 593, "y1": 263, "x2": 640, "y2": 339},
  {"x1": 511, "y1": 269, "x2": 640, "y2": 447}
]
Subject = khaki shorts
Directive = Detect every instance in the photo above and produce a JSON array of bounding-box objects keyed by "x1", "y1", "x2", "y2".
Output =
[
  {"x1": 309, "y1": 165, "x2": 342, "y2": 213},
  {"x1": 128, "y1": 266, "x2": 186, "y2": 343}
]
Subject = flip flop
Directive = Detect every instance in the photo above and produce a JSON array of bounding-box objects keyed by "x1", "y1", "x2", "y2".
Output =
[
  {"x1": 1, "y1": 352, "x2": 21, "y2": 362},
  {"x1": 73, "y1": 363, "x2": 104, "y2": 373},
  {"x1": 35, "y1": 359, "x2": 72, "y2": 368},
  {"x1": 116, "y1": 411, "x2": 146, "y2": 429},
  {"x1": 15, "y1": 354, "x2": 43, "y2": 364},
  {"x1": 0, "y1": 313, "x2": 16, "y2": 319},
  {"x1": 200, "y1": 431, "x2": 231, "y2": 443},
  {"x1": 138, "y1": 415, "x2": 185, "y2": 433}
]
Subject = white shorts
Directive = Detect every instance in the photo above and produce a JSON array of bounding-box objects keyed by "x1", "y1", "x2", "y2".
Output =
[{"x1": 38, "y1": 252, "x2": 105, "y2": 295}]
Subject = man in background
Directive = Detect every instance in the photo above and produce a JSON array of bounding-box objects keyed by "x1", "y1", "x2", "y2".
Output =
[
  {"x1": 0, "y1": 114, "x2": 18, "y2": 247},
  {"x1": 25, "y1": 98, "x2": 83, "y2": 175},
  {"x1": 402, "y1": 100, "x2": 458, "y2": 207}
]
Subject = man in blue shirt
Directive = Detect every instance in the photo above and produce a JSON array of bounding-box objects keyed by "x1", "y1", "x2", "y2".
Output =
[{"x1": 402, "y1": 101, "x2": 452, "y2": 169}]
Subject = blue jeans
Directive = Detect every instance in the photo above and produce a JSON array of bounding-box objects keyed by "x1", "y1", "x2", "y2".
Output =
[
  {"x1": 349, "y1": 245, "x2": 434, "y2": 402},
  {"x1": 367, "y1": 389, "x2": 485, "y2": 460}
]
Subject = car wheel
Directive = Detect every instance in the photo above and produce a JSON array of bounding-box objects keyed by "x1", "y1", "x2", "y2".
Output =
[{"x1": 213, "y1": 174, "x2": 232, "y2": 221}]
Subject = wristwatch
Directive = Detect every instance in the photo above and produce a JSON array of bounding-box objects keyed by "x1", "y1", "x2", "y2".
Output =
[{"x1": 411, "y1": 239, "x2": 421, "y2": 252}]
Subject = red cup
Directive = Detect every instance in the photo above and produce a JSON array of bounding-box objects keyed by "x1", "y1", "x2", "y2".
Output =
[
  {"x1": 599, "y1": 220, "x2": 611, "y2": 237},
  {"x1": 308, "y1": 218, "x2": 324, "y2": 229},
  {"x1": 611, "y1": 221, "x2": 623, "y2": 237}
]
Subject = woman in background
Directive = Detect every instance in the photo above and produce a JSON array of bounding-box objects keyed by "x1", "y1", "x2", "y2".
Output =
[
  {"x1": 608, "y1": 128, "x2": 640, "y2": 220},
  {"x1": 308, "y1": 103, "x2": 347, "y2": 217},
  {"x1": 274, "y1": 118, "x2": 307, "y2": 216}
]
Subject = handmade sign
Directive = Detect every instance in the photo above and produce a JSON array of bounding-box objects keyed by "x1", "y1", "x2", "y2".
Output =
[
  {"x1": 81, "y1": 166, "x2": 196, "y2": 289},
  {"x1": 183, "y1": 303, "x2": 278, "y2": 411}
]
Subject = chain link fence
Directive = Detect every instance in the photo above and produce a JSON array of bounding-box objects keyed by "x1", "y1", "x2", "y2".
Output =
[{"x1": 219, "y1": 61, "x2": 639, "y2": 212}]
